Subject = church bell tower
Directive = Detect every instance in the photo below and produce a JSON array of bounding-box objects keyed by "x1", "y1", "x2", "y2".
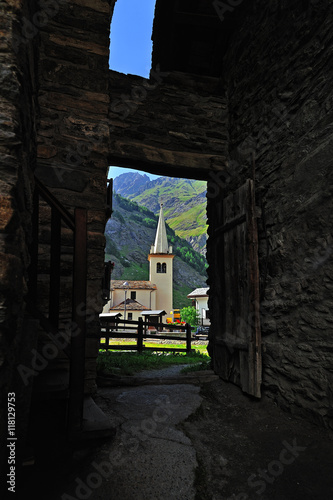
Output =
[{"x1": 148, "y1": 204, "x2": 174, "y2": 315}]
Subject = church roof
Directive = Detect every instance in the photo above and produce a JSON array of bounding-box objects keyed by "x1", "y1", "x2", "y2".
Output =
[
  {"x1": 110, "y1": 298, "x2": 150, "y2": 311},
  {"x1": 151, "y1": 204, "x2": 169, "y2": 254},
  {"x1": 111, "y1": 280, "x2": 157, "y2": 290}
]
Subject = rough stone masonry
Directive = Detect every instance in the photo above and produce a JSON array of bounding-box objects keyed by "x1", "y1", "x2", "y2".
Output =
[{"x1": 0, "y1": 0, "x2": 333, "y2": 483}]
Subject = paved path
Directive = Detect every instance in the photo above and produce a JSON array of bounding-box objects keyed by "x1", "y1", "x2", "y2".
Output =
[
  {"x1": 60, "y1": 366, "x2": 211, "y2": 500},
  {"x1": 25, "y1": 366, "x2": 333, "y2": 500},
  {"x1": 135, "y1": 364, "x2": 193, "y2": 378}
]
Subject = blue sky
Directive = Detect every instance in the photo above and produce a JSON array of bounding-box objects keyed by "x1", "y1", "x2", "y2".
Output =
[
  {"x1": 108, "y1": 165, "x2": 159, "y2": 180},
  {"x1": 109, "y1": 0, "x2": 156, "y2": 78},
  {"x1": 108, "y1": 0, "x2": 159, "y2": 181}
]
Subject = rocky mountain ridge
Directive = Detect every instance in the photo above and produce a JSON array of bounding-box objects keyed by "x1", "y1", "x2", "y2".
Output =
[{"x1": 113, "y1": 173, "x2": 207, "y2": 255}]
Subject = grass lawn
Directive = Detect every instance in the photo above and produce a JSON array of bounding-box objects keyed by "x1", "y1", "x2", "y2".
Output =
[{"x1": 97, "y1": 347, "x2": 210, "y2": 376}]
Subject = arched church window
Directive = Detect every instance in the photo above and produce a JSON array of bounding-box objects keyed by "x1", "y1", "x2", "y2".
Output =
[
  {"x1": 156, "y1": 262, "x2": 161, "y2": 273},
  {"x1": 162, "y1": 263, "x2": 167, "y2": 273}
]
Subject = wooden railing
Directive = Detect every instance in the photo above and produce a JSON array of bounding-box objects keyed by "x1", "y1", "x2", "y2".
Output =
[
  {"x1": 99, "y1": 317, "x2": 193, "y2": 354},
  {"x1": 28, "y1": 176, "x2": 87, "y2": 437}
]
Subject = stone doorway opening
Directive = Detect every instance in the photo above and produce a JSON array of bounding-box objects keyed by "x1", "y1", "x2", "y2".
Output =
[{"x1": 103, "y1": 164, "x2": 209, "y2": 323}]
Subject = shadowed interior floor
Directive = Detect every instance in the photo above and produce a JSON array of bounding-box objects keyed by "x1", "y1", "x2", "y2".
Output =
[{"x1": 21, "y1": 370, "x2": 333, "y2": 500}]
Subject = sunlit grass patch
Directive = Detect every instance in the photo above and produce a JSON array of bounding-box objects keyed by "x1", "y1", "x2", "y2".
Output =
[
  {"x1": 97, "y1": 349, "x2": 210, "y2": 376},
  {"x1": 99, "y1": 339, "x2": 208, "y2": 354}
]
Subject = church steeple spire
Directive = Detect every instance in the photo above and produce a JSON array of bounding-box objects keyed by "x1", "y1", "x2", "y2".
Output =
[
  {"x1": 148, "y1": 202, "x2": 174, "y2": 315},
  {"x1": 150, "y1": 204, "x2": 172, "y2": 254}
]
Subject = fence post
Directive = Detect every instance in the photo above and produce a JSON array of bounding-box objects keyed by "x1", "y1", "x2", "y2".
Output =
[
  {"x1": 186, "y1": 323, "x2": 192, "y2": 353},
  {"x1": 138, "y1": 317, "x2": 144, "y2": 353},
  {"x1": 105, "y1": 322, "x2": 110, "y2": 350}
]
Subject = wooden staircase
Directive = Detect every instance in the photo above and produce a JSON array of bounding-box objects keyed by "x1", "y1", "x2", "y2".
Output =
[{"x1": 26, "y1": 176, "x2": 114, "y2": 440}]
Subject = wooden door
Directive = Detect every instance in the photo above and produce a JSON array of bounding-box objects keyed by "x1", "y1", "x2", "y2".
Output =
[{"x1": 211, "y1": 179, "x2": 261, "y2": 398}]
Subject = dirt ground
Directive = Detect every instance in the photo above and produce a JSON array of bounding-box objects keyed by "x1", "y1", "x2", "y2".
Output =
[{"x1": 180, "y1": 378, "x2": 333, "y2": 500}]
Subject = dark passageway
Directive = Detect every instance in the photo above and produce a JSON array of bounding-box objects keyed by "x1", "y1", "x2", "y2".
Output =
[{"x1": 1, "y1": 1, "x2": 333, "y2": 498}]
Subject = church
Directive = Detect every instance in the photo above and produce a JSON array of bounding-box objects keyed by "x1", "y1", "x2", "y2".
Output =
[{"x1": 103, "y1": 204, "x2": 175, "y2": 323}]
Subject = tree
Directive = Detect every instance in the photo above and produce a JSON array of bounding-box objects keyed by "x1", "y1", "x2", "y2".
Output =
[{"x1": 180, "y1": 306, "x2": 200, "y2": 327}]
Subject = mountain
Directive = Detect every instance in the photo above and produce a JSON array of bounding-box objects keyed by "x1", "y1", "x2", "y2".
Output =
[
  {"x1": 105, "y1": 193, "x2": 207, "y2": 309},
  {"x1": 113, "y1": 172, "x2": 151, "y2": 197},
  {"x1": 113, "y1": 173, "x2": 207, "y2": 255}
]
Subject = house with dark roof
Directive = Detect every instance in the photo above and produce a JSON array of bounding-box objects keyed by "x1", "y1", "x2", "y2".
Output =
[
  {"x1": 108, "y1": 292, "x2": 152, "y2": 322},
  {"x1": 187, "y1": 287, "x2": 210, "y2": 326}
]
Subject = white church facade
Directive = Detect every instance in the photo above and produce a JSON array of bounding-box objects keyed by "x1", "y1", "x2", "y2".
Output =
[{"x1": 103, "y1": 204, "x2": 174, "y2": 323}]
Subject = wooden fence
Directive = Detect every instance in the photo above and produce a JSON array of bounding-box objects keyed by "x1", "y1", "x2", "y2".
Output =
[{"x1": 99, "y1": 317, "x2": 193, "y2": 354}]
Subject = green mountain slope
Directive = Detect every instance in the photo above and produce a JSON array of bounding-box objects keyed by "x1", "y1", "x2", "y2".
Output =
[
  {"x1": 113, "y1": 174, "x2": 207, "y2": 255},
  {"x1": 105, "y1": 193, "x2": 207, "y2": 309}
]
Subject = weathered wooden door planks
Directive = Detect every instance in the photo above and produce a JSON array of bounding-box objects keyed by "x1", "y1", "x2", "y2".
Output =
[{"x1": 211, "y1": 179, "x2": 262, "y2": 398}]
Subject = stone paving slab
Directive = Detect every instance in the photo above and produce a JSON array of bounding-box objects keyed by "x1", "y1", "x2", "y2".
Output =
[{"x1": 60, "y1": 383, "x2": 203, "y2": 500}]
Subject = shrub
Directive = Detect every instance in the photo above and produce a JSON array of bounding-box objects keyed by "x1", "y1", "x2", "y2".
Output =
[{"x1": 180, "y1": 306, "x2": 200, "y2": 327}]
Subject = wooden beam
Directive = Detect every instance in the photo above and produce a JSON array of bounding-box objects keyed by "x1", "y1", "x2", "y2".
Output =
[
  {"x1": 49, "y1": 207, "x2": 61, "y2": 328},
  {"x1": 213, "y1": 214, "x2": 247, "y2": 238},
  {"x1": 68, "y1": 208, "x2": 87, "y2": 436},
  {"x1": 35, "y1": 176, "x2": 75, "y2": 231},
  {"x1": 109, "y1": 142, "x2": 227, "y2": 180}
]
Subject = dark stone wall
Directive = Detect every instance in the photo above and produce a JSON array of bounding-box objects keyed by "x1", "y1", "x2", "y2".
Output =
[
  {"x1": 35, "y1": 0, "x2": 113, "y2": 392},
  {"x1": 0, "y1": 0, "x2": 114, "y2": 475},
  {"x1": 208, "y1": 0, "x2": 333, "y2": 428},
  {"x1": 0, "y1": 0, "x2": 38, "y2": 478},
  {"x1": 108, "y1": 70, "x2": 228, "y2": 179},
  {"x1": 1, "y1": 2, "x2": 332, "y2": 473}
]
